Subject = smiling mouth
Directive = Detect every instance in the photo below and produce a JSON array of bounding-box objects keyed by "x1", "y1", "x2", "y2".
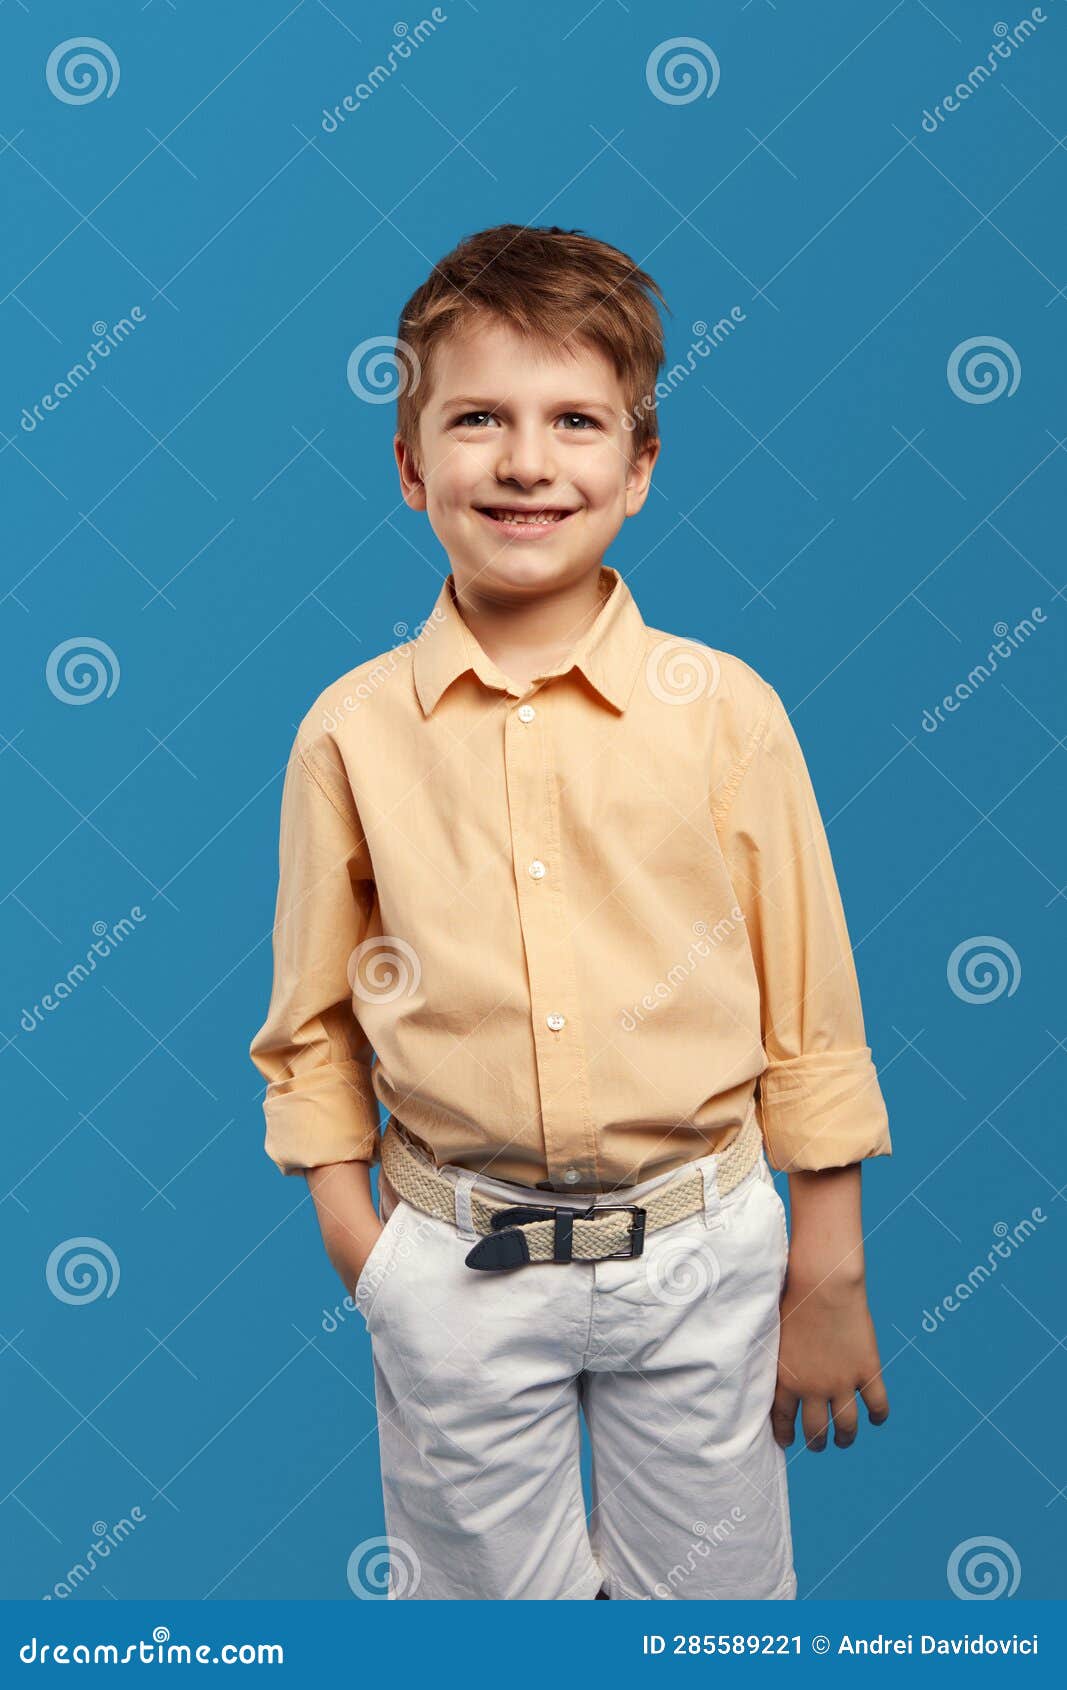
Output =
[{"x1": 475, "y1": 506, "x2": 578, "y2": 529}]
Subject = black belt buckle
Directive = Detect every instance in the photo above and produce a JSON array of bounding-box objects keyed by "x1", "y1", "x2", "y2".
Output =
[
  {"x1": 465, "y1": 1199, "x2": 646, "y2": 1271},
  {"x1": 539, "y1": 1202, "x2": 646, "y2": 1263}
]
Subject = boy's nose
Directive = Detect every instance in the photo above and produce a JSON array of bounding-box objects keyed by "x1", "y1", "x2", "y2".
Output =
[{"x1": 493, "y1": 428, "x2": 556, "y2": 486}]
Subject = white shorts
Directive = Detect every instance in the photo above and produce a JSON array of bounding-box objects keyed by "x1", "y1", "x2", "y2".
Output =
[{"x1": 352, "y1": 1143, "x2": 795, "y2": 1601}]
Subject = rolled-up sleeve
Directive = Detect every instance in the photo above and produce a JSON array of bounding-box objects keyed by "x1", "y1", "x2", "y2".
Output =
[
  {"x1": 249, "y1": 731, "x2": 381, "y2": 1174},
  {"x1": 716, "y1": 683, "x2": 891, "y2": 1173}
]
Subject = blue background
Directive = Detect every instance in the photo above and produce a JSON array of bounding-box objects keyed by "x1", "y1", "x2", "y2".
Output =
[{"x1": 1, "y1": 0, "x2": 1064, "y2": 1605}]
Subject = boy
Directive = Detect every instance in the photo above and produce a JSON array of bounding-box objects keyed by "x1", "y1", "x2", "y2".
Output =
[{"x1": 249, "y1": 224, "x2": 891, "y2": 1602}]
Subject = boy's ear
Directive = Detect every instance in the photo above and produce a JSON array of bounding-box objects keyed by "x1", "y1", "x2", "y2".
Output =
[
  {"x1": 394, "y1": 432, "x2": 427, "y2": 511},
  {"x1": 624, "y1": 436, "x2": 660, "y2": 518}
]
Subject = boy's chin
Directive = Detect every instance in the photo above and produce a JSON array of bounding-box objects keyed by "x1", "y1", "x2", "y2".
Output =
[
  {"x1": 452, "y1": 523, "x2": 613, "y2": 587},
  {"x1": 456, "y1": 549, "x2": 601, "y2": 598}
]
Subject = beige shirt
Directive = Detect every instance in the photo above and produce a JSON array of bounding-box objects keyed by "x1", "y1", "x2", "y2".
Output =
[{"x1": 249, "y1": 566, "x2": 891, "y2": 1188}]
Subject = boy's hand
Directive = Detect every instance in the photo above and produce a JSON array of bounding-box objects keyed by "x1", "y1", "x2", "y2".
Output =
[
  {"x1": 333, "y1": 1223, "x2": 384, "y2": 1300},
  {"x1": 771, "y1": 1162, "x2": 890, "y2": 1451},
  {"x1": 772, "y1": 1254, "x2": 889, "y2": 1449}
]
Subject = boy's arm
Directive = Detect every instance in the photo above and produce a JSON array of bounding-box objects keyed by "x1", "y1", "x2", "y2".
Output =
[
  {"x1": 305, "y1": 1160, "x2": 381, "y2": 1297},
  {"x1": 714, "y1": 680, "x2": 891, "y2": 1449},
  {"x1": 250, "y1": 729, "x2": 385, "y2": 1284}
]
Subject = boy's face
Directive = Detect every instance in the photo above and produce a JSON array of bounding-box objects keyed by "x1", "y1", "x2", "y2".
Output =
[{"x1": 395, "y1": 317, "x2": 659, "y2": 602}]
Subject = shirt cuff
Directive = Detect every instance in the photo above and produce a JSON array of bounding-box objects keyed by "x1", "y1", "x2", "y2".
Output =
[
  {"x1": 756, "y1": 1048, "x2": 891, "y2": 1172},
  {"x1": 262, "y1": 1063, "x2": 382, "y2": 1174}
]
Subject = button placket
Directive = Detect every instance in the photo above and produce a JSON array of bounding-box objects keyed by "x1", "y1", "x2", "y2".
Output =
[{"x1": 503, "y1": 691, "x2": 597, "y2": 1187}]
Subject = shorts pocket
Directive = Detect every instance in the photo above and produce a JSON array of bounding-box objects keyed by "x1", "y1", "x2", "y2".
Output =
[
  {"x1": 353, "y1": 1200, "x2": 409, "y2": 1326},
  {"x1": 753, "y1": 1158, "x2": 789, "y2": 1282},
  {"x1": 767, "y1": 1182, "x2": 789, "y2": 1286}
]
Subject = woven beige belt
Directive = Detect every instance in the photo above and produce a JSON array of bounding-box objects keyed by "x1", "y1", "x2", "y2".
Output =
[{"x1": 380, "y1": 1111, "x2": 763, "y2": 1271}]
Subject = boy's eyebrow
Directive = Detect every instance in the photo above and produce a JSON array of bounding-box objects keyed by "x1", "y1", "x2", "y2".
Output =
[{"x1": 441, "y1": 395, "x2": 617, "y2": 415}]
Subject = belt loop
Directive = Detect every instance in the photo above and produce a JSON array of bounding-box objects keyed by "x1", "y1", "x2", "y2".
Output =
[
  {"x1": 453, "y1": 1172, "x2": 478, "y2": 1240},
  {"x1": 702, "y1": 1158, "x2": 725, "y2": 1231}
]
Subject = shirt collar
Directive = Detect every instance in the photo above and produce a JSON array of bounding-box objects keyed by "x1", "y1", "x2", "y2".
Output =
[{"x1": 412, "y1": 565, "x2": 648, "y2": 717}]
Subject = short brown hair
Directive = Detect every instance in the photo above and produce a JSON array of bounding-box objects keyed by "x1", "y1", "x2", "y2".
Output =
[{"x1": 395, "y1": 223, "x2": 669, "y2": 467}]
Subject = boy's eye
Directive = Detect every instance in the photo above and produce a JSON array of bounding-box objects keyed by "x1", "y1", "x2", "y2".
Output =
[{"x1": 451, "y1": 411, "x2": 601, "y2": 431}]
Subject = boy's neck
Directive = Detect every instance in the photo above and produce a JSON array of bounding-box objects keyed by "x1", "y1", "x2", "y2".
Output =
[{"x1": 451, "y1": 564, "x2": 608, "y2": 694}]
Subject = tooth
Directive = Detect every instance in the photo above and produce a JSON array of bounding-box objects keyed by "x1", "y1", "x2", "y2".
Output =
[{"x1": 494, "y1": 511, "x2": 560, "y2": 522}]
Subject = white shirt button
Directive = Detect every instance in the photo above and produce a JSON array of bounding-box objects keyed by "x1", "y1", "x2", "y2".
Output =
[
  {"x1": 528, "y1": 859, "x2": 546, "y2": 879},
  {"x1": 546, "y1": 1013, "x2": 566, "y2": 1031},
  {"x1": 563, "y1": 1169, "x2": 581, "y2": 1185},
  {"x1": 517, "y1": 704, "x2": 536, "y2": 723}
]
